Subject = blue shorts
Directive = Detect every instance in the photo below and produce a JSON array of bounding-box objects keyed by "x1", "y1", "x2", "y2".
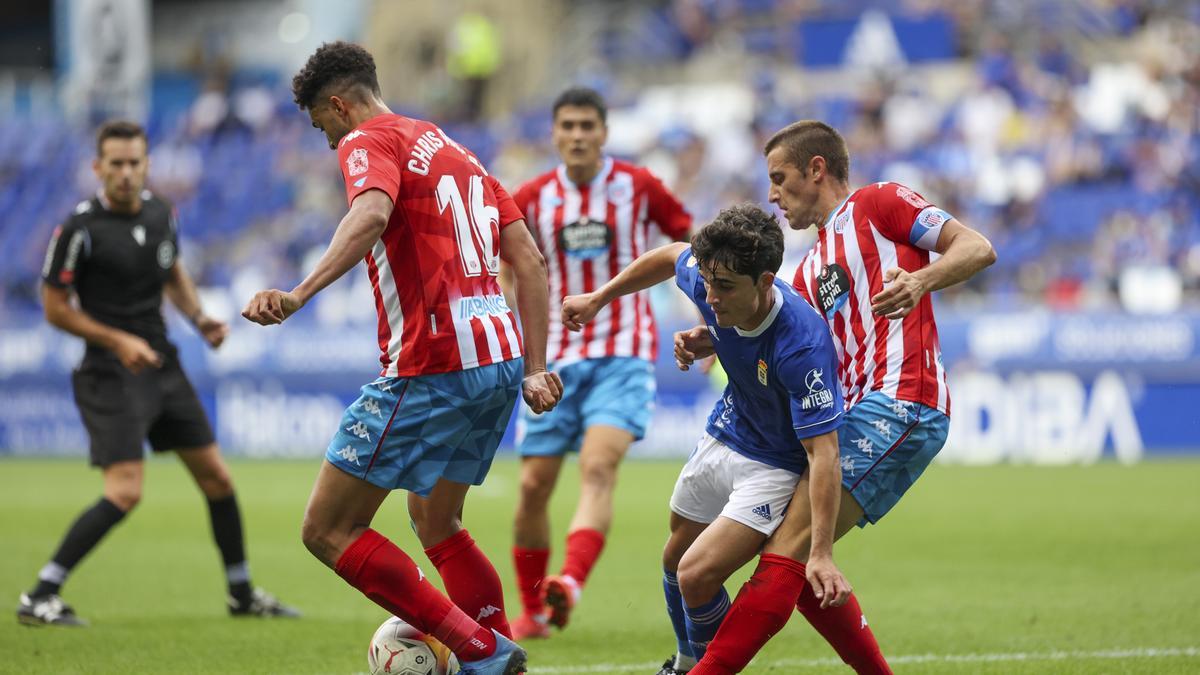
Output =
[
  {"x1": 838, "y1": 391, "x2": 950, "y2": 526},
  {"x1": 326, "y1": 359, "x2": 522, "y2": 496},
  {"x1": 516, "y1": 357, "x2": 655, "y2": 457}
]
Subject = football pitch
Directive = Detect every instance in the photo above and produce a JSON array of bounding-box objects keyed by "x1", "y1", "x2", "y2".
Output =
[{"x1": 1, "y1": 456, "x2": 1197, "y2": 674}]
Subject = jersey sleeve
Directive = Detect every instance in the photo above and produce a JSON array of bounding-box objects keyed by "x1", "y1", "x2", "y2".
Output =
[
  {"x1": 867, "y1": 183, "x2": 954, "y2": 252},
  {"x1": 338, "y1": 131, "x2": 402, "y2": 206},
  {"x1": 779, "y1": 329, "x2": 845, "y2": 439},
  {"x1": 487, "y1": 175, "x2": 524, "y2": 229},
  {"x1": 673, "y1": 246, "x2": 704, "y2": 302},
  {"x1": 644, "y1": 170, "x2": 692, "y2": 240},
  {"x1": 40, "y1": 219, "x2": 89, "y2": 288}
]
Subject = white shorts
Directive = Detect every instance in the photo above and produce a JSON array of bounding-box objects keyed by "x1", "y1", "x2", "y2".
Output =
[{"x1": 669, "y1": 433, "x2": 802, "y2": 535}]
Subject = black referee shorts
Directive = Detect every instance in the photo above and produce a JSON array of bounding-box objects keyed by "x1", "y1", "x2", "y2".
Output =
[{"x1": 71, "y1": 355, "x2": 216, "y2": 467}]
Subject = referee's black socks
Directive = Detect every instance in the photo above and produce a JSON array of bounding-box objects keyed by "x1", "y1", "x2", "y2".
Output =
[
  {"x1": 30, "y1": 497, "x2": 127, "y2": 598},
  {"x1": 206, "y1": 493, "x2": 252, "y2": 604}
]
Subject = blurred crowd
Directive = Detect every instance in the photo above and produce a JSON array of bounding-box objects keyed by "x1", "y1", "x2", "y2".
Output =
[{"x1": 1, "y1": 0, "x2": 1197, "y2": 323}]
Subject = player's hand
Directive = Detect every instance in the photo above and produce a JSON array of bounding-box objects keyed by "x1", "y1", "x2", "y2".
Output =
[
  {"x1": 674, "y1": 325, "x2": 715, "y2": 371},
  {"x1": 241, "y1": 290, "x2": 303, "y2": 326},
  {"x1": 806, "y1": 554, "x2": 852, "y2": 609},
  {"x1": 195, "y1": 314, "x2": 229, "y2": 349},
  {"x1": 113, "y1": 333, "x2": 163, "y2": 374},
  {"x1": 871, "y1": 267, "x2": 926, "y2": 320},
  {"x1": 562, "y1": 293, "x2": 602, "y2": 331},
  {"x1": 523, "y1": 369, "x2": 564, "y2": 414}
]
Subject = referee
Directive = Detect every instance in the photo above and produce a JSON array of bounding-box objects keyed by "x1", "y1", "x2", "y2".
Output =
[{"x1": 17, "y1": 120, "x2": 298, "y2": 626}]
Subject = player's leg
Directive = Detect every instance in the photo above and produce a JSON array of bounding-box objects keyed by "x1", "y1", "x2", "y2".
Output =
[
  {"x1": 305, "y1": 460, "x2": 510, "y2": 666},
  {"x1": 511, "y1": 362, "x2": 579, "y2": 639},
  {"x1": 676, "y1": 517, "x2": 768, "y2": 662},
  {"x1": 543, "y1": 424, "x2": 633, "y2": 628},
  {"x1": 660, "y1": 511, "x2": 710, "y2": 673},
  {"x1": 18, "y1": 459, "x2": 141, "y2": 627},
  {"x1": 544, "y1": 357, "x2": 654, "y2": 628},
  {"x1": 410, "y1": 477, "x2": 514, "y2": 639},
  {"x1": 690, "y1": 479, "x2": 865, "y2": 675},
  {"x1": 511, "y1": 453, "x2": 564, "y2": 638},
  {"x1": 174, "y1": 442, "x2": 298, "y2": 617},
  {"x1": 18, "y1": 366, "x2": 143, "y2": 627}
]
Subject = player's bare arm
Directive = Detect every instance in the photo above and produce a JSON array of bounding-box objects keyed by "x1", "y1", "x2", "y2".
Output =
[
  {"x1": 562, "y1": 241, "x2": 690, "y2": 330},
  {"x1": 673, "y1": 324, "x2": 715, "y2": 371},
  {"x1": 164, "y1": 262, "x2": 228, "y2": 349},
  {"x1": 498, "y1": 217, "x2": 563, "y2": 413},
  {"x1": 41, "y1": 283, "x2": 162, "y2": 373},
  {"x1": 242, "y1": 188, "x2": 392, "y2": 326},
  {"x1": 871, "y1": 218, "x2": 996, "y2": 319},
  {"x1": 798, "y1": 429, "x2": 851, "y2": 609}
]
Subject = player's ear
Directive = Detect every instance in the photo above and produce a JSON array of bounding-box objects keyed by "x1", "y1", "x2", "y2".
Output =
[
  {"x1": 809, "y1": 155, "x2": 826, "y2": 182},
  {"x1": 758, "y1": 271, "x2": 776, "y2": 291}
]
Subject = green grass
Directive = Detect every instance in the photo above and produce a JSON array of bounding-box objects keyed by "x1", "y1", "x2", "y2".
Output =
[{"x1": 1, "y1": 457, "x2": 1198, "y2": 674}]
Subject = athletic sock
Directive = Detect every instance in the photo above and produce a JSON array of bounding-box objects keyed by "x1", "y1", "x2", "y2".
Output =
[
  {"x1": 693, "y1": 553, "x2": 807, "y2": 674},
  {"x1": 560, "y1": 528, "x2": 606, "y2": 587},
  {"x1": 425, "y1": 529, "x2": 512, "y2": 638},
  {"x1": 30, "y1": 497, "x2": 127, "y2": 598},
  {"x1": 206, "y1": 494, "x2": 252, "y2": 603},
  {"x1": 797, "y1": 586, "x2": 891, "y2": 674},
  {"x1": 513, "y1": 546, "x2": 550, "y2": 618},
  {"x1": 336, "y1": 528, "x2": 496, "y2": 661},
  {"x1": 683, "y1": 587, "x2": 731, "y2": 660},
  {"x1": 662, "y1": 569, "x2": 694, "y2": 662}
]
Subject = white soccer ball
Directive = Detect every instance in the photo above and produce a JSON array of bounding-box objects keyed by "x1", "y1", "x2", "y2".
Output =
[{"x1": 368, "y1": 617, "x2": 460, "y2": 675}]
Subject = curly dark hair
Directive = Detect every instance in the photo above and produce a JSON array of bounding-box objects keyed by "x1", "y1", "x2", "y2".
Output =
[
  {"x1": 291, "y1": 41, "x2": 381, "y2": 110},
  {"x1": 690, "y1": 204, "x2": 784, "y2": 281}
]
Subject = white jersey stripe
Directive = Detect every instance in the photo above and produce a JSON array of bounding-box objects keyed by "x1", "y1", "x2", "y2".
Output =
[
  {"x1": 538, "y1": 180, "x2": 566, "y2": 363},
  {"x1": 479, "y1": 313, "x2": 503, "y2": 364},
  {"x1": 634, "y1": 196, "x2": 653, "y2": 361},
  {"x1": 870, "y1": 225, "x2": 904, "y2": 399},
  {"x1": 371, "y1": 240, "x2": 405, "y2": 377}
]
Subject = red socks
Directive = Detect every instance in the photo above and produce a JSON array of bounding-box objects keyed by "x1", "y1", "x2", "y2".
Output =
[
  {"x1": 560, "y1": 528, "x2": 606, "y2": 585},
  {"x1": 796, "y1": 585, "x2": 891, "y2": 674},
  {"x1": 693, "y1": 553, "x2": 808, "y2": 674},
  {"x1": 336, "y1": 529, "x2": 496, "y2": 661},
  {"x1": 512, "y1": 546, "x2": 550, "y2": 617},
  {"x1": 425, "y1": 529, "x2": 512, "y2": 639}
]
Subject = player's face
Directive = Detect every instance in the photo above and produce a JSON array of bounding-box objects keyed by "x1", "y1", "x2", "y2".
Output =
[
  {"x1": 94, "y1": 137, "x2": 148, "y2": 207},
  {"x1": 309, "y1": 102, "x2": 352, "y2": 150},
  {"x1": 552, "y1": 105, "x2": 606, "y2": 171},
  {"x1": 700, "y1": 263, "x2": 774, "y2": 329},
  {"x1": 766, "y1": 146, "x2": 821, "y2": 230}
]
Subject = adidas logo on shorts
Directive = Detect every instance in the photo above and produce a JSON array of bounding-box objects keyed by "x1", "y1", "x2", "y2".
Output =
[{"x1": 751, "y1": 503, "x2": 772, "y2": 521}]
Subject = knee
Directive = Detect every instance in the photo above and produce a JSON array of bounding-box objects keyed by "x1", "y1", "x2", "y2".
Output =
[
  {"x1": 199, "y1": 471, "x2": 235, "y2": 500},
  {"x1": 107, "y1": 488, "x2": 141, "y2": 513},
  {"x1": 578, "y1": 457, "x2": 618, "y2": 492},
  {"x1": 518, "y1": 469, "x2": 556, "y2": 508},
  {"x1": 409, "y1": 509, "x2": 460, "y2": 547},
  {"x1": 676, "y1": 559, "x2": 721, "y2": 607}
]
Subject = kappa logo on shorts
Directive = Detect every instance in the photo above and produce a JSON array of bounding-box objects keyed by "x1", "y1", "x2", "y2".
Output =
[
  {"x1": 361, "y1": 398, "x2": 384, "y2": 418},
  {"x1": 871, "y1": 418, "x2": 893, "y2": 441},
  {"x1": 890, "y1": 400, "x2": 912, "y2": 422},
  {"x1": 346, "y1": 421, "x2": 371, "y2": 442},
  {"x1": 751, "y1": 503, "x2": 772, "y2": 521},
  {"x1": 335, "y1": 445, "x2": 361, "y2": 466},
  {"x1": 841, "y1": 456, "x2": 856, "y2": 476},
  {"x1": 854, "y1": 436, "x2": 875, "y2": 457}
]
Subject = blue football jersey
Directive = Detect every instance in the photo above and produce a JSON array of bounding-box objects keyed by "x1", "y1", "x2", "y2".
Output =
[{"x1": 675, "y1": 247, "x2": 844, "y2": 474}]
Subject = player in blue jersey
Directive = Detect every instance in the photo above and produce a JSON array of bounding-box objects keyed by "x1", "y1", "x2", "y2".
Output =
[{"x1": 561, "y1": 204, "x2": 851, "y2": 674}]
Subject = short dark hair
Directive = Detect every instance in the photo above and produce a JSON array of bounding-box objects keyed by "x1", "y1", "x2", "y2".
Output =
[
  {"x1": 764, "y1": 120, "x2": 850, "y2": 184},
  {"x1": 690, "y1": 204, "x2": 784, "y2": 281},
  {"x1": 95, "y1": 120, "x2": 145, "y2": 157},
  {"x1": 291, "y1": 41, "x2": 381, "y2": 110},
  {"x1": 552, "y1": 86, "x2": 607, "y2": 123}
]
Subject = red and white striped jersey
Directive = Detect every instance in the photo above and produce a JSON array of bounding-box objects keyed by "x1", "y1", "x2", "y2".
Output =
[
  {"x1": 792, "y1": 182, "x2": 953, "y2": 416},
  {"x1": 512, "y1": 157, "x2": 691, "y2": 365},
  {"x1": 337, "y1": 113, "x2": 524, "y2": 377}
]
